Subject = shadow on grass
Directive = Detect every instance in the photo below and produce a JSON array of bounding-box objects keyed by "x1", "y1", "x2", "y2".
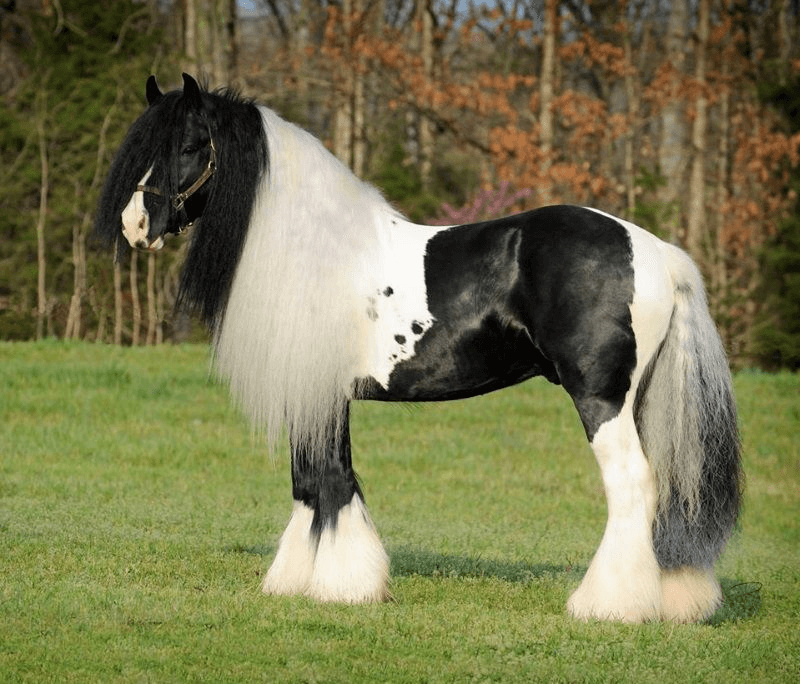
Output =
[
  {"x1": 224, "y1": 543, "x2": 273, "y2": 556},
  {"x1": 224, "y1": 543, "x2": 573, "y2": 583},
  {"x1": 388, "y1": 546, "x2": 573, "y2": 583},
  {"x1": 225, "y1": 544, "x2": 760, "y2": 625},
  {"x1": 706, "y1": 578, "x2": 762, "y2": 626}
]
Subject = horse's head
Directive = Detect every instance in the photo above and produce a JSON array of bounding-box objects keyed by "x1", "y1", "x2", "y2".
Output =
[{"x1": 97, "y1": 73, "x2": 218, "y2": 252}]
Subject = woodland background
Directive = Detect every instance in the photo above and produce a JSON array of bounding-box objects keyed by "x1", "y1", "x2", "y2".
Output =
[{"x1": 1, "y1": 0, "x2": 799, "y2": 368}]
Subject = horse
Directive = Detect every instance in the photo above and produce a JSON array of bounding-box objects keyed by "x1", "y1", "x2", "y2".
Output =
[{"x1": 95, "y1": 73, "x2": 742, "y2": 623}]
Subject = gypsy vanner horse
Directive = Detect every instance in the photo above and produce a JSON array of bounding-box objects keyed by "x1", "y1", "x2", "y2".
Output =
[{"x1": 95, "y1": 74, "x2": 742, "y2": 623}]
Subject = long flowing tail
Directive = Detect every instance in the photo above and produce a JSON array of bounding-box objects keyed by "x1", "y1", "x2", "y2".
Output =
[{"x1": 635, "y1": 243, "x2": 743, "y2": 571}]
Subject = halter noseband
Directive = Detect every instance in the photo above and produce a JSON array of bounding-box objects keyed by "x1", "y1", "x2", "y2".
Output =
[{"x1": 136, "y1": 137, "x2": 217, "y2": 231}]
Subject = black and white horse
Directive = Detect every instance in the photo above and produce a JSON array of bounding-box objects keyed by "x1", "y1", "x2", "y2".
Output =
[{"x1": 96, "y1": 74, "x2": 742, "y2": 623}]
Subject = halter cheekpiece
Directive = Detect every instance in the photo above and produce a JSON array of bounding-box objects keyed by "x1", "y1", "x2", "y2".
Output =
[{"x1": 136, "y1": 137, "x2": 217, "y2": 231}]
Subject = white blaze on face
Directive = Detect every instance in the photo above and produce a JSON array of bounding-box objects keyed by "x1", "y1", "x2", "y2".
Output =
[{"x1": 121, "y1": 167, "x2": 164, "y2": 251}]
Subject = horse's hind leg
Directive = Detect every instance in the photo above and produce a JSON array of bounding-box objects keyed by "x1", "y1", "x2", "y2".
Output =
[
  {"x1": 262, "y1": 405, "x2": 389, "y2": 603},
  {"x1": 564, "y1": 233, "x2": 675, "y2": 621},
  {"x1": 566, "y1": 399, "x2": 662, "y2": 622}
]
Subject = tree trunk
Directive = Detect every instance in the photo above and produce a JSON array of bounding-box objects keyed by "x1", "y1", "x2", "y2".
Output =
[
  {"x1": 114, "y1": 255, "x2": 123, "y2": 345},
  {"x1": 146, "y1": 251, "x2": 158, "y2": 345},
  {"x1": 352, "y1": 0, "x2": 367, "y2": 177},
  {"x1": 623, "y1": 20, "x2": 637, "y2": 218},
  {"x1": 35, "y1": 87, "x2": 49, "y2": 341},
  {"x1": 156, "y1": 270, "x2": 165, "y2": 345},
  {"x1": 183, "y1": 0, "x2": 233, "y2": 82},
  {"x1": 778, "y1": 0, "x2": 791, "y2": 85},
  {"x1": 65, "y1": 88, "x2": 120, "y2": 340},
  {"x1": 658, "y1": 0, "x2": 688, "y2": 243},
  {"x1": 293, "y1": 0, "x2": 312, "y2": 101},
  {"x1": 333, "y1": 0, "x2": 354, "y2": 167},
  {"x1": 64, "y1": 191, "x2": 83, "y2": 340},
  {"x1": 539, "y1": 0, "x2": 557, "y2": 203},
  {"x1": 416, "y1": 0, "x2": 434, "y2": 189},
  {"x1": 130, "y1": 250, "x2": 141, "y2": 346},
  {"x1": 713, "y1": 59, "x2": 731, "y2": 347},
  {"x1": 220, "y1": 0, "x2": 237, "y2": 80},
  {"x1": 184, "y1": 0, "x2": 197, "y2": 66},
  {"x1": 686, "y1": 0, "x2": 709, "y2": 256},
  {"x1": 686, "y1": 0, "x2": 709, "y2": 262},
  {"x1": 202, "y1": 0, "x2": 234, "y2": 84},
  {"x1": 95, "y1": 301, "x2": 106, "y2": 343}
]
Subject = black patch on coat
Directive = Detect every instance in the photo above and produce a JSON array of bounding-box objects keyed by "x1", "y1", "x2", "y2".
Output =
[{"x1": 360, "y1": 206, "x2": 637, "y2": 441}]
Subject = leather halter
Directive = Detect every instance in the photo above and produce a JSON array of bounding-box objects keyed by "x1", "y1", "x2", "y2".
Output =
[{"x1": 136, "y1": 137, "x2": 217, "y2": 231}]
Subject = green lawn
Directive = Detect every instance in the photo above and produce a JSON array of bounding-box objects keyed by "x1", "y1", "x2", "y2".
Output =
[{"x1": 1, "y1": 341, "x2": 797, "y2": 682}]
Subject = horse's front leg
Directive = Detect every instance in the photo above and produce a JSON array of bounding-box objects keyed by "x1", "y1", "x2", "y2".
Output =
[{"x1": 261, "y1": 405, "x2": 390, "y2": 603}]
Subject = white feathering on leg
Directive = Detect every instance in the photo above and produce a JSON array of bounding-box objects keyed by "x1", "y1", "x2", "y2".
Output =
[
  {"x1": 661, "y1": 566, "x2": 722, "y2": 623},
  {"x1": 262, "y1": 501, "x2": 317, "y2": 596},
  {"x1": 306, "y1": 494, "x2": 390, "y2": 603},
  {"x1": 567, "y1": 411, "x2": 663, "y2": 622}
]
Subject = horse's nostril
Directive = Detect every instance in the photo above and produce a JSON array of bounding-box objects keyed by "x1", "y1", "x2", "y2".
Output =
[{"x1": 135, "y1": 239, "x2": 148, "y2": 249}]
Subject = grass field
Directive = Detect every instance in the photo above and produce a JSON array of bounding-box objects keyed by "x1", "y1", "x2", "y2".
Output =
[{"x1": 1, "y1": 341, "x2": 798, "y2": 682}]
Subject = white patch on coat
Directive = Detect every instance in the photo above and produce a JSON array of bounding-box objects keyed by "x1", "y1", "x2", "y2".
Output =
[
  {"x1": 354, "y1": 213, "x2": 449, "y2": 388},
  {"x1": 585, "y1": 208, "x2": 674, "y2": 368},
  {"x1": 262, "y1": 501, "x2": 317, "y2": 596},
  {"x1": 305, "y1": 494, "x2": 390, "y2": 603},
  {"x1": 121, "y1": 167, "x2": 163, "y2": 250}
]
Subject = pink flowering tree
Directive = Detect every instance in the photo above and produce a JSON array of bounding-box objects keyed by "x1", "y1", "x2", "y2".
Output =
[{"x1": 430, "y1": 182, "x2": 533, "y2": 226}]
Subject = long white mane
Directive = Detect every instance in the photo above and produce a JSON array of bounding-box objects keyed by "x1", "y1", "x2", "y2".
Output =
[{"x1": 212, "y1": 108, "x2": 389, "y2": 453}]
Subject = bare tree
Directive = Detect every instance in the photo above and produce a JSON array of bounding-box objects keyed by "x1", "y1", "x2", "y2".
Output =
[
  {"x1": 114, "y1": 257, "x2": 123, "y2": 345},
  {"x1": 146, "y1": 251, "x2": 158, "y2": 345},
  {"x1": 622, "y1": 17, "x2": 639, "y2": 218},
  {"x1": 130, "y1": 250, "x2": 141, "y2": 346},
  {"x1": 35, "y1": 85, "x2": 49, "y2": 340},
  {"x1": 333, "y1": 0, "x2": 354, "y2": 167},
  {"x1": 658, "y1": 0, "x2": 689, "y2": 243},
  {"x1": 539, "y1": 0, "x2": 557, "y2": 203},
  {"x1": 416, "y1": 0, "x2": 434, "y2": 188},
  {"x1": 183, "y1": 0, "x2": 236, "y2": 83},
  {"x1": 687, "y1": 0, "x2": 709, "y2": 262},
  {"x1": 65, "y1": 87, "x2": 121, "y2": 339}
]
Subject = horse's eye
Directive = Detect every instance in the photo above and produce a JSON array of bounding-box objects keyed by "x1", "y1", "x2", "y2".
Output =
[{"x1": 181, "y1": 146, "x2": 197, "y2": 156}]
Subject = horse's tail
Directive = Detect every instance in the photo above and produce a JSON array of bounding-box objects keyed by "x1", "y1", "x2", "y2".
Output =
[{"x1": 635, "y1": 243, "x2": 743, "y2": 571}]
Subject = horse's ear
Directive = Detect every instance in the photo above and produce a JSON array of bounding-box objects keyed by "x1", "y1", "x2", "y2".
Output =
[
  {"x1": 145, "y1": 75, "x2": 163, "y2": 106},
  {"x1": 182, "y1": 73, "x2": 203, "y2": 112}
]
